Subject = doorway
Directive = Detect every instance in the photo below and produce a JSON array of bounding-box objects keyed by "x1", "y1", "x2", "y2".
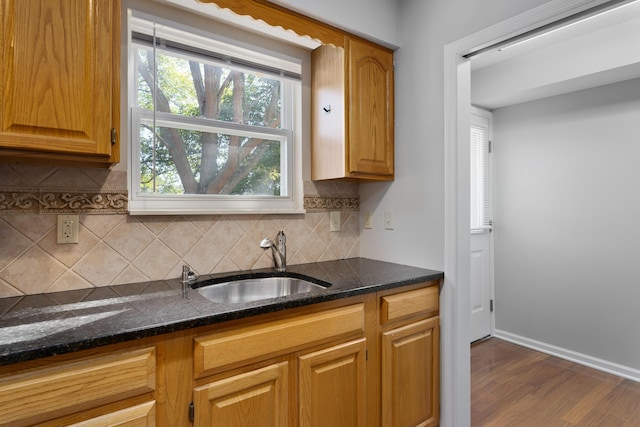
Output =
[
  {"x1": 469, "y1": 107, "x2": 493, "y2": 343},
  {"x1": 442, "y1": 1, "x2": 614, "y2": 425}
]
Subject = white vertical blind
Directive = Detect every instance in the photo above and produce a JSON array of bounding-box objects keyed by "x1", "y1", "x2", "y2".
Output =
[{"x1": 470, "y1": 111, "x2": 492, "y2": 231}]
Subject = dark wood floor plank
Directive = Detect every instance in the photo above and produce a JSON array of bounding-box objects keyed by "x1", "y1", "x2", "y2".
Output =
[{"x1": 471, "y1": 338, "x2": 640, "y2": 426}]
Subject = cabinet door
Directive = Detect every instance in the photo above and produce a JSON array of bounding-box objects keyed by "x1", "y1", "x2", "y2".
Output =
[
  {"x1": 193, "y1": 362, "x2": 288, "y2": 427},
  {"x1": 0, "y1": 0, "x2": 119, "y2": 165},
  {"x1": 298, "y1": 338, "x2": 367, "y2": 427},
  {"x1": 347, "y1": 38, "x2": 394, "y2": 178},
  {"x1": 381, "y1": 317, "x2": 440, "y2": 427}
]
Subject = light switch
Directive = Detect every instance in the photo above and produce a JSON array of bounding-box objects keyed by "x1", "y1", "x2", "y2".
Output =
[
  {"x1": 384, "y1": 211, "x2": 394, "y2": 230},
  {"x1": 364, "y1": 212, "x2": 373, "y2": 229}
]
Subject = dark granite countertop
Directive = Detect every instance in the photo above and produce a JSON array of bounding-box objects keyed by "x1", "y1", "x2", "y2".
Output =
[{"x1": 0, "y1": 257, "x2": 443, "y2": 367}]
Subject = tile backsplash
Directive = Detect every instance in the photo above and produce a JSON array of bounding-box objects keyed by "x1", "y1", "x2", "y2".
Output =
[{"x1": 0, "y1": 164, "x2": 359, "y2": 297}]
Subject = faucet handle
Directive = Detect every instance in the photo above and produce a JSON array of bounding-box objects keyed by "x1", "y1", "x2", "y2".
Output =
[{"x1": 181, "y1": 265, "x2": 197, "y2": 283}]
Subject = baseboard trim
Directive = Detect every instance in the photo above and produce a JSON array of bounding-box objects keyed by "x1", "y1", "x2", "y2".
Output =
[{"x1": 493, "y1": 329, "x2": 640, "y2": 384}]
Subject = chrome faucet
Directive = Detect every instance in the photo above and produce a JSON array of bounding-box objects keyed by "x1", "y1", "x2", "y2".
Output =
[
  {"x1": 180, "y1": 265, "x2": 197, "y2": 297},
  {"x1": 260, "y1": 230, "x2": 286, "y2": 272}
]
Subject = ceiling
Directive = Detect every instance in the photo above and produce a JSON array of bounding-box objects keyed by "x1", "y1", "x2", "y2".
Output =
[{"x1": 470, "y1": 0, "x2": 640, "y2": 109}]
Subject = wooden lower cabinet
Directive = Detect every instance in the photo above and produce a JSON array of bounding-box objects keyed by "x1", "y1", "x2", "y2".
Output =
[
  {"x1": 193, "y1": 362, "x2": 289, "y2": 427},
  {"x1": 191, "y1": 302, "x2": 367, "y2": 427},
  {"x1": 0, "y1": 346, "x2": 157, "y2": 427},
  {"x1": 192, "y1": 338, "x2": 368, "y2": 427},
  {"x1": 298, "y1": 338, "x2": 367, "y2": 427},
  {"x1": 381, "y1": 317, "x2": 440, "y2": 427},
  {"x1": 0, "y1": 281, "x2": 440, "y2": 427}
]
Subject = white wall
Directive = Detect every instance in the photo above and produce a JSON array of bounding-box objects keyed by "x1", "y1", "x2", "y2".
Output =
[
  {"x1": 493, "y1": 78, "x2": 640, "y2": 372},
  {"x1": 359, "y1": 0, "x2": 549, "y2": 271},
  {"x1": 270, "y1": 0, "x2": 399, "y2": 48}
]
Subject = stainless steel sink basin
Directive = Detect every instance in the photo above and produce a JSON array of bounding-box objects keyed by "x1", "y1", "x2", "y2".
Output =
[{"x1": 195, "y1": 276, "x2": 328, "y2": 304}]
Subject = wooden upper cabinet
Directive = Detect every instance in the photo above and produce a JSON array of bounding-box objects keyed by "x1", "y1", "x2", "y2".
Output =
[
  {"x1": 0, "y1": 0, "x2": 120, "y2": 167},
  {"x1": 312, "y1": 37, "x2": 394, "y2": 181},
  {"x1": 347, "y1": 38, "x2": 394, "y2": 178}
]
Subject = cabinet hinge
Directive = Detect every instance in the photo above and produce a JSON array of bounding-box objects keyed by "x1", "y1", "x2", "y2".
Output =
[
  {"x1": 490, "y1": 299, "x2": 494, "y2": 312},
  {"x1": 189, "y1": 402, "x2": 194, "y2": 423},
  {"x1": 110, "y1": 128, "x2": 117, "y2": 146},
  {"x1": 488, "y1": 140, "x2": 493, "y2": 154},
  {"x1": 366, "y1": 349, "x2": 368, "y2": 361}
]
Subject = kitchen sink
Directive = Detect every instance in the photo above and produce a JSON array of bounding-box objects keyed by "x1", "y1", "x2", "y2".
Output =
[{"x1": 195, "y1": 276, "x2": 329, "y2": 304}]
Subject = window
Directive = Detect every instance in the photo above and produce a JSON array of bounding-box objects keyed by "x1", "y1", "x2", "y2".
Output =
[
  {"x1": 470, "y1": 108, "x2": 492, "y2": 232},
  {"x1": 127, "y1": 12, "x2": 304, "y2": 214}
]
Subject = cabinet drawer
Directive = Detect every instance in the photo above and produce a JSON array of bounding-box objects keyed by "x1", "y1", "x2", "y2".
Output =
[
  {"x1": 0, "y1": 347, "x2": 156, "y2": 426},
  {"x1": 381, "y1": 285, "x2": 439, "y2": 325},
  {"x1": 68, "y1": 401, "x2": 156, "y2": 427},
  {"x1": 194, "y1": 303, "x2": 365, "y2": 378}
]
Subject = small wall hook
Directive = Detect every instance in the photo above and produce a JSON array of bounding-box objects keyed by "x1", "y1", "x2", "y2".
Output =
[{"x1": 322, "y1": 105, "x2": 331, "y2": 113}]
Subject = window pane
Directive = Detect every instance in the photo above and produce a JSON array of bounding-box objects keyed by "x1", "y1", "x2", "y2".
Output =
[
  {"x1": 128, "y1": 15, "x2": 303, "y2": 214},
  {"x1": 470, "y1": 123, "x2": 490, "y2": 230},
  {"x1": 139, "y1": 122, "x2": 282, "y2": 196},
  {"x1": 135, "y1": 47, "x2": 282, "y2": 128}
]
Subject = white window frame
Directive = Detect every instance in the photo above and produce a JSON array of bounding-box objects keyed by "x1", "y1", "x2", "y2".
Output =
[{"x1": 125, "y1": 10, "x2": 304, "y2": 215}]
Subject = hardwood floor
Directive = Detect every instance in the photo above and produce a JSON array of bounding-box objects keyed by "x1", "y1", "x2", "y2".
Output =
[{"x1": 471, "y1": 338, "x2": 640, "y2": 426}]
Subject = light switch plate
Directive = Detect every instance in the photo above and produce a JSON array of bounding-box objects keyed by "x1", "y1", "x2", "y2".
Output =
[
  {"x1": 363, "y1": 212, "x2": 373, "y2": 229},
  {"x1": 384, "y1": 211, "x2": 394, "y2": 230}
]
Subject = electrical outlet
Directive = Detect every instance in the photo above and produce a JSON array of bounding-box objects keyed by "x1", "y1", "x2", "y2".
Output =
[
  {"x1": 57, "y1": 214, "x2": 79, "y2": 244},
  {"x1": 330, "y1": 211, "x2": 341, "y2": 232}
]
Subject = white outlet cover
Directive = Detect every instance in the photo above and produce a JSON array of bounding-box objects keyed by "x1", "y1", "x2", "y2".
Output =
[
  {"x1": 57, "y1": 214, "x2": 79, "y2": 244},
  {"x1": 330, "y1": 211, "x2": 341, "y2": 232}
]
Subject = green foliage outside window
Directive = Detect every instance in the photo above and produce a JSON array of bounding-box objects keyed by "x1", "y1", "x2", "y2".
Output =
[{"x1": 136, "y1": 48, "x2": 283, "y2": 196}]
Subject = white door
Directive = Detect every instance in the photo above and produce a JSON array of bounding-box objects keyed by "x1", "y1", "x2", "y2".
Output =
[
  {"x1": 470, "y1": 108, "x2": 493, "y2": 343},
  {"x1": 470, "y1": 230, "x2": 491, "y2": 342}
]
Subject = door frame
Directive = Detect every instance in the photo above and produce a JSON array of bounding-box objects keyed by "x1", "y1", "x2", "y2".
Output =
[{"x1": 441, "y1": 1, "x2": 606, "y2": 425}]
